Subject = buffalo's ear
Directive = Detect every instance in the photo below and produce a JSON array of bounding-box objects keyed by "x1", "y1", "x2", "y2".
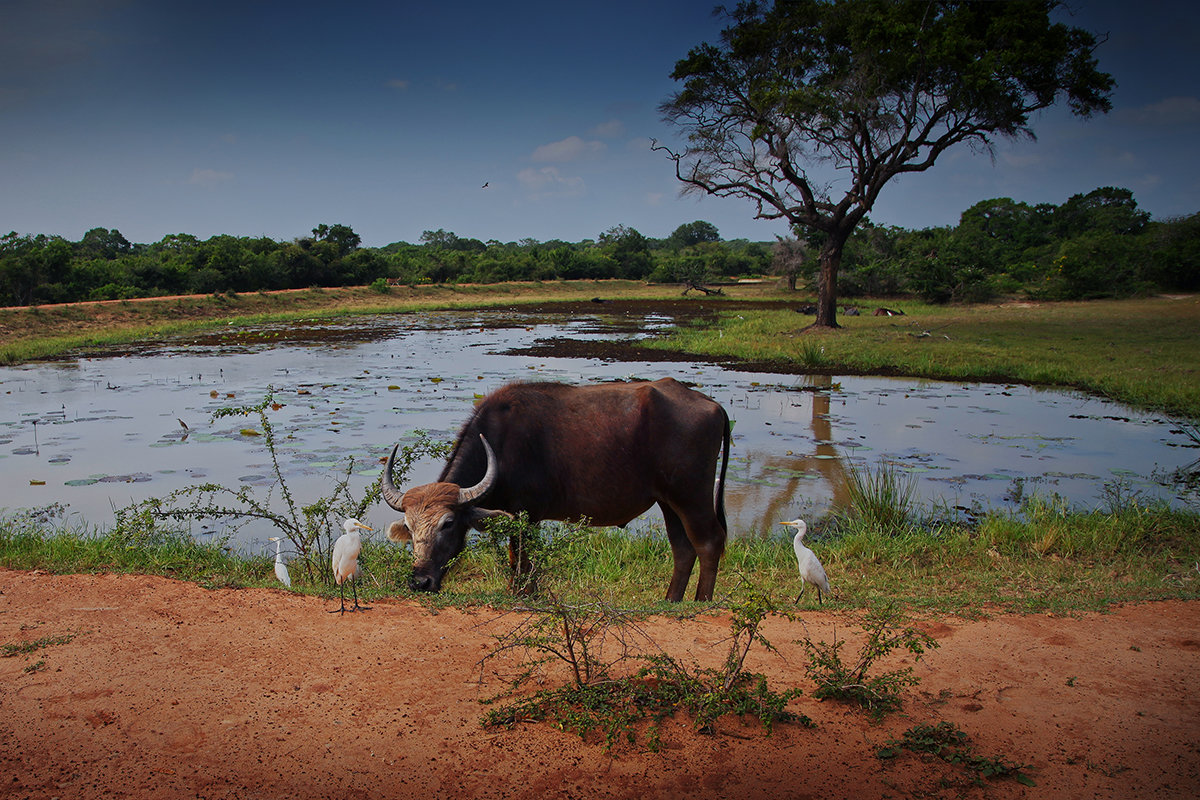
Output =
[
  {"x1": 467, "y1": 508, "x2": 513, "y2": 531},
  {"x1": 386, "y1": 518, "x2": 411, "y2": 542}
]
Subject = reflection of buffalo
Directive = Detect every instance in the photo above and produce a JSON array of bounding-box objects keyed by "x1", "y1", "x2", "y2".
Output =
[{"x1": 382, "y1": 378, "x2": 732, "y2": 601}]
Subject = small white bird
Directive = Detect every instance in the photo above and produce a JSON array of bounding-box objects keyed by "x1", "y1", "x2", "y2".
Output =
[
  {"x1": 268, "y1": 536, "x2": 291, "y2": 587},
  {"x1": 781, "y1": 518, "x2": 831, "y2": 605},
  {"x1": 330, "y1": 518, "x2": 374, "y2": 614}
]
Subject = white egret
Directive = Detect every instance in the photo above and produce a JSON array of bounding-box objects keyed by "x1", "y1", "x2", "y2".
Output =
[
  {"x1": 781, "y1": 519, "x2": 831, "y2": 605},
  {"x1": 331, "y1": 518, "x2": 374, "y2": 614},
  {"x1": 268, "y1": 536, "x2": 291, "y2": 587}
]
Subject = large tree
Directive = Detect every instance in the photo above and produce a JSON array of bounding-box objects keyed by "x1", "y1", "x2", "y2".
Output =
[{"x1": 657, "y1": 0, "x2": 1113, "y2": 327}]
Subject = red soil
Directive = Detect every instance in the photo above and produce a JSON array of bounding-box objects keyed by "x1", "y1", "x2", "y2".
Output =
[{"x1": 1, "y1": 569, "x2": 1197, "y2": 799}]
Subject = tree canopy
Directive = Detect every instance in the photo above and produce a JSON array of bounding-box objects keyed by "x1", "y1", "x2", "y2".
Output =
[{"x1": 658, "y1": 0, "x2": 1114, "y2": 327}]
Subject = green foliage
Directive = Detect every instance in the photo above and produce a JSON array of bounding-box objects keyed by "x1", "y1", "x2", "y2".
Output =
[
  {"x1": 0, "y1": 223, "x2": 775, "y2": 307},
  {"x1": 800, "y1": 604, "x2": 938, "y2": 718},
  {"x1": 480, "y1": 587, "x2": 809, "y2": 750},
  {"x1": 878, "y1": 721, "x2": 1036, "y2": 786},
  {"x1": 665, "y1": 220, "x2": 721, "y2": 250},
  {"x1": 832, "y1": 186, "x2": 1194, "y2": 302}
]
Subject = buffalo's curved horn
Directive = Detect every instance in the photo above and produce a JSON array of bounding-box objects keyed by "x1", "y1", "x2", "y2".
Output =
[
  {"x1": 381, "y1": 442, "x2": 405, "y2": 511},
  {"x1": 457, "y1": 434, "x2": 497, "y2": 505}
]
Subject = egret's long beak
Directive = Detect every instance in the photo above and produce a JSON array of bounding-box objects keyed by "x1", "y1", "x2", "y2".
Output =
[{"x1": 355, "y1": 522, "x2": 374, "y2": 531}]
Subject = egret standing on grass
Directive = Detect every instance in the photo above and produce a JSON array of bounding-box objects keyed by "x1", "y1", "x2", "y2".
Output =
[
  {"x1": 331, "y1": 518, "x2": 374, "y2": 614},
  {"x1": 781, "y1": 518, "x2": 831, "y2": 605},
  {"x1": 268, "y1": 536, "x2": 290, "y2": 587}
]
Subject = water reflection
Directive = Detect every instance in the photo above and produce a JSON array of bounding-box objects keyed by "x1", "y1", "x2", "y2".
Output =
[{"x1": 0, "y1": 308, "x2": 1194, "y2": 549}]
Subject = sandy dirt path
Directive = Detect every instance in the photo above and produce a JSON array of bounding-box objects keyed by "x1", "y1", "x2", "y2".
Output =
[{"x1": 1, "y1": 569, "x2": 1197, "y2": 799}]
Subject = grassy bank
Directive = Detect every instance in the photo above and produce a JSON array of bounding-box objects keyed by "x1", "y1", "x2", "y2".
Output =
[
  {"x1": 4, "y1": 499, "x2": 1197, "y2": 615},
  {"x1": 647, "y1": 294, "x2": 1200, "y2": 419},
  {"x1": 0, "y1": 280, "x2": 679, "y2": 365}
]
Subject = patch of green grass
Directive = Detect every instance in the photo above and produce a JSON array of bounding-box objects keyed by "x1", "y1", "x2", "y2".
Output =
[
  {"x1": 647, "y1": 296, "x2": 1200, "y2": 418},
  {"x1": 841, "y1": 462, "x2": 921, "y2": 530},
  {"x1": 0, "y1": 508, "x2": 274, "y2": 586},
  {"x1": 4, "y1": 485, "x2": 1198, "y2": 614}
]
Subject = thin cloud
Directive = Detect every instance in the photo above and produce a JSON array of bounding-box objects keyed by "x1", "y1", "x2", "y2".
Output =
[
  {"x1": 386, "y1": 78, "x2": 411, "y2": 91},
  {"x1": 1000, "y1": 152, "x2": 1045, "y2": 169},
  {"x1": 589, "y1": 119, "x2": 625, "y2": 138},
  {"x1": 1121, "y1": 96, "x2": 1200, "y2": 126},
  {"x1": 530, "y1": 136, "x2": 606, "y2": 163},
  {"x1": 188, "y1": 168, "x2": 234, "y2": 187},
  {"x1": 517, "y1": 166, "x2": 585, "y2": 197}
]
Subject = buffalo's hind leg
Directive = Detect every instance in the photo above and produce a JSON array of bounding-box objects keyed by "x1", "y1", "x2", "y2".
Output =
[
  {"x1": 660, "y1": 505, "x2": 696, "y2": 602},
  {"x1": 675, "y1": 506, "x2": 726, "y2": 602}
]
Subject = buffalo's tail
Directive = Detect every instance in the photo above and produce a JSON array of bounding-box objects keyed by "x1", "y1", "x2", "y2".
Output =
[{"x1": 715, "y1": 406, "x2": 731, "y2": 531}]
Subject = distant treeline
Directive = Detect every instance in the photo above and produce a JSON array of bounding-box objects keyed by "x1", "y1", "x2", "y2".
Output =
[
  {"x1": 830, "y1": 187, "x2": 1200, "y2": 303},
  {"x1": 1, "y1": 187, "x2": 1196, "y2": 307}
]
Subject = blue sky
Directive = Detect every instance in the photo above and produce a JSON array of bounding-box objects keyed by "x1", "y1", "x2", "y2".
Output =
[{"x1": 2, "y1": 0, "x2": 1197, "y2": 247}]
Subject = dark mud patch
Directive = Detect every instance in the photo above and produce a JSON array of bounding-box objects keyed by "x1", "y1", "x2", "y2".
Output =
[
  {"x1": 494, "y1": 297, "x2": 796, "y2": 326},
  {"x1": 498, "y1": 298, "x2": 801, "y2": 366},
  {"x1": 500, "y1": 336, "x2": 722, "y2": 364}
]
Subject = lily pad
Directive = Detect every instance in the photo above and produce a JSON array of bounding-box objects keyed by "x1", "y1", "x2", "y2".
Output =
[
  {"x1": 64, "y1": 476, "x2": 102, "y2": 487},
  {"x1": 99, "y1": 472, "x2": 152, "y2": 483}
]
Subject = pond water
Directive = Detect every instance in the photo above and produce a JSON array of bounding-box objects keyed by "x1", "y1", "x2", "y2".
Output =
[{"x1": 1, "y1": 307, "x2": 1195, "y2": 554}]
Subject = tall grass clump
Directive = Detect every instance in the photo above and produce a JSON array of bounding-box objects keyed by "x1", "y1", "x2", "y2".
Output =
[
  {"x1": 797, "y1": 337, "x2": 829, "y2": 368},
  {"x1": 841, "y1": 461, "x2": 922, "y2": 531}
]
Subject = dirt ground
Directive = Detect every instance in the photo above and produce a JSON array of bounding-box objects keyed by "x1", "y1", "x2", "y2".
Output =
[{"x1": 1, "y1": 569, "x2": 1197, "y2": 800}]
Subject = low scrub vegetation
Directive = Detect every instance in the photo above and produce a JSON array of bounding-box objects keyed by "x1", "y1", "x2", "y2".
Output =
[
  {"x1": 800, "y1": 604, "x2": 938, "y2": 718},
  {"x1": 479, "y1": 584, "x2": 810, "y2": 750},
  {"x1": 878, "y1": 721, "x2": 1036, "y2": 787}
]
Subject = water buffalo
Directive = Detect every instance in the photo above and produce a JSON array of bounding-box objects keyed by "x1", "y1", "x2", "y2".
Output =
[{"x1": 381, "y1": 378, "x2": 731, "y2": 601}]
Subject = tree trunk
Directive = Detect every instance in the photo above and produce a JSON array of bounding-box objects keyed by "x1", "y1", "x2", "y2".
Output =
[{"x1": 813, "y1": 241, "x2": 843, "y2": 328}]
